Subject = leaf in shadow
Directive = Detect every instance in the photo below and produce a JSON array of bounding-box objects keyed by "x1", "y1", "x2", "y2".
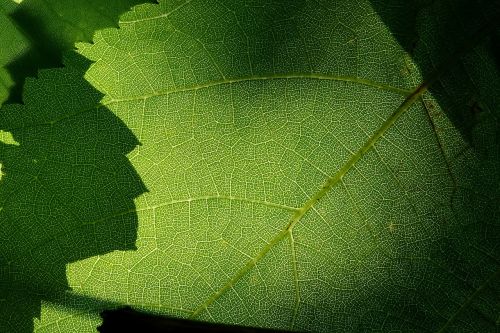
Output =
[
  {"x1": 2, "y1": 0, "x2": 156, "y2": 103},
  {"x1": 364, "y1": 1, "x2": 500, "y2": 331},
  {"x1": 368, "y1": 0, "x2": 500, "y2": 145},
  {"x1": 0, "y1": 52, "x2": 147, "y2": 332},
  {"x1": 0, "y1": 1, "x2": 494, "y2": 331}
]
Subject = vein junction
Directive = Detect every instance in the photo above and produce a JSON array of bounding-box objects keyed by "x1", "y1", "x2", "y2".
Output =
[{"x1": 189, "y1": 81, "x2": 429, "y2": 319}]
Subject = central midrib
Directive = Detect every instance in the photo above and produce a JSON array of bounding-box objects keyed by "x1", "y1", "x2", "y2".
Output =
[
  {"x1": 7, "y1": 72, "x2": 422, "y2": 314},
  {"x1": 188, "y1": 80, "x2": 430, "y2": 319},
  {"x1": 187, "y1": 19, "x2": 490, "y2": 318},
  {"x1": 9, "y1": 73, "x2": 410, "y2": 261}
]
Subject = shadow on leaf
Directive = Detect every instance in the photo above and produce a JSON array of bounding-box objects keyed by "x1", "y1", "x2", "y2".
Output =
[
  {"x1": 0, "y1": 52, "x2": 147, "y2": 332},
  {"x1": 369, "y1": 0, "x2": 500, "y2": 147}
]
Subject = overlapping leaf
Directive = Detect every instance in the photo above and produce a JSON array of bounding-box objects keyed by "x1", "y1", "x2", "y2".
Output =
[
  {"x1": 0, "y1": 1, "x2": 28, "y2": 104},
  {"x1": 0, "y1": 0, "x2": 153, "y2": 104}
]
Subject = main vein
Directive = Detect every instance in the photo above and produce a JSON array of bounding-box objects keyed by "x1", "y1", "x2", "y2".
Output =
[
  {"x1": 189, "y1": 80, "x2": 430, "y2": 319},
  {"x1": 188, "y1": 17, "x2": 494, "y2": 318}
]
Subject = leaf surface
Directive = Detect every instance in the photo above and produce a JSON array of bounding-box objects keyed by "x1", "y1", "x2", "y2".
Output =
[{"x1": 1, "y1": 0, "x2": 498, "y2": 332}]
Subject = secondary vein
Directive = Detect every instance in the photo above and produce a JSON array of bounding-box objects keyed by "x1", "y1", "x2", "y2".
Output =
[
  {"x1": 189, "y1": 79, "x2": 430, "y2": 318},
  {"x1": 105, "y1": 73, "x2": 411, "y2": 105},
  {"x1": 0, "y1": 73, "x2": 410, "y2": 133},
  {"x1": 16, "y1": 195, "x2": 298, "y2": 260},
  {"x1": 187, "y1": 19, "x2": 496, "y2": 318},
  {"x1": 436, "y1": 267, "x2": 500, "y2": 333}
]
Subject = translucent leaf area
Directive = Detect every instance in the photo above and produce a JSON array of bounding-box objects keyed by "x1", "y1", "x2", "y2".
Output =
[{"x1": 0, "y1": 0, "x2": 498, "y2": 332}]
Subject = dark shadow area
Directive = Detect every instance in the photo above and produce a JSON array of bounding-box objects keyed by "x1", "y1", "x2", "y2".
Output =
[
  {"x1": 99, "y1": 307, "x2": 299, "y2": 333},
  {"x1": 4, "y1": 0, "x2": 155, "y2": 103},
  {"x1": 368, "y1": 0, "x2": 499, "y2": 144},
  {"x1": 0, "y1": 52, "x2": 147, "y2": 332},
  {"x1": 25, "y1": 291, "x2": 299, "y2": 333},
  {"x1": 360, "y1": 1, "x2": 500, "y2": 332},
  {"x1": 0, "y1": 3, "x2": 29, "y2": 104}
]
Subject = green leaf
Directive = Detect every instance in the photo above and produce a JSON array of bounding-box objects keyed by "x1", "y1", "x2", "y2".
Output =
[{"x1": 1, "y1": 0, "x2": 499, "y2": 332}]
